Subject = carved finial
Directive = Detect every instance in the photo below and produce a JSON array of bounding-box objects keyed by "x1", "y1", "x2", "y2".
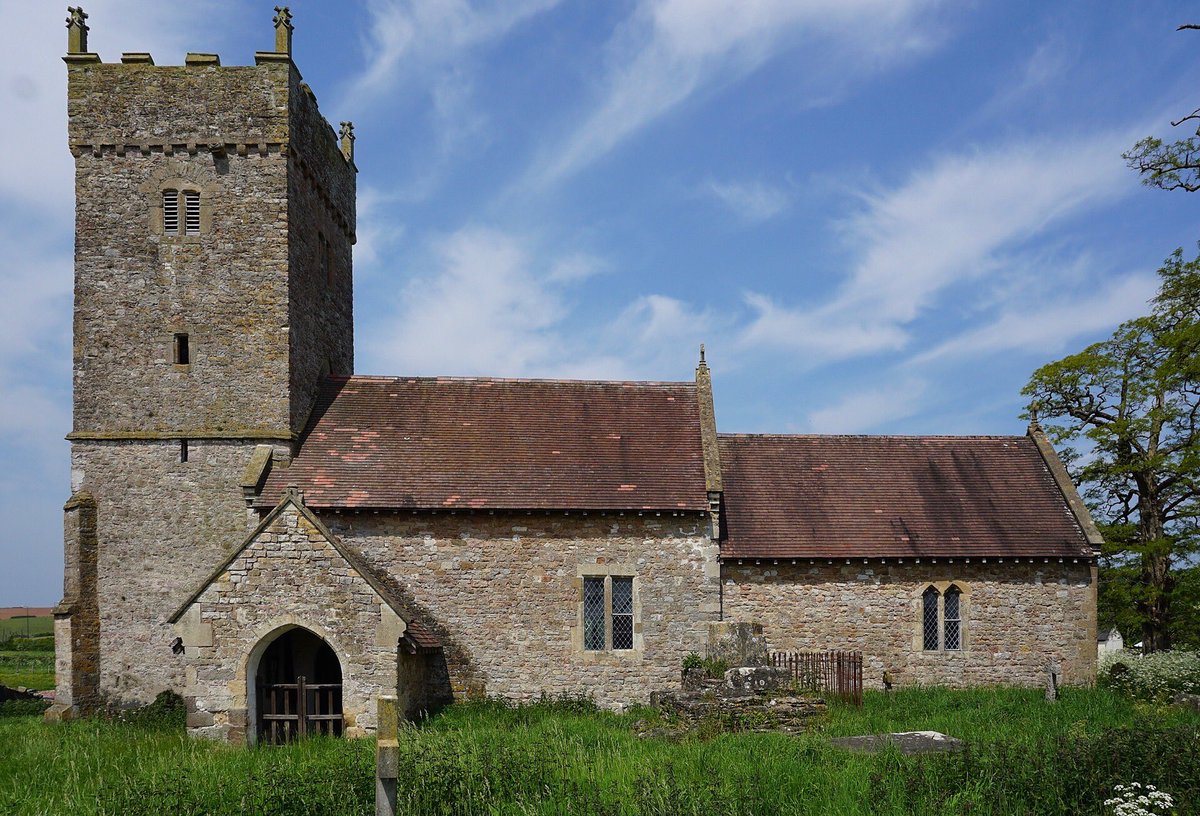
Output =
[
  {"x1": 273, "y1": 6, "x2": 294, "y2": 55},
  {"x1": 340, "y1": 121, "x2": 356, "y2": 163},
  {"x1": 698, "y1": 343, "x2": 707, "y2": 366},
  {"x1": 1029, "y1": 401, "x2": 1041, "y2": 431},
  {"x1": 66, "y1": 6, "x2": 89, "y2": 54}
]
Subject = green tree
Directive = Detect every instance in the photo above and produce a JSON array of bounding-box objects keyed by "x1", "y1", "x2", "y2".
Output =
[
  {"x1": 1023, "y1": 249, "x2": 1200, "y2": 652},
  {"x1": 1123, "y1": 25, "x2": 1200, "y2": 191}
]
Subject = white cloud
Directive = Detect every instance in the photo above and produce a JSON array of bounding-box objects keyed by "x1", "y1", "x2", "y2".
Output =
[
  {"x1": 911, "y1": 273, "x2": 1158, "y2": 364},
  {"x1": 364, "y1": 227, "x2": 720, "y2": 380},
  {"x1": 738, "y1": 132, "x2": 1138, "y2": 362},
  {"x1": 0, "y1": 1, "x2": 222, "y2": 215},
  {"x1": 0, "y1": 2, "x2": 227, "y2": 603},
  {"x1": 354, "y1": 186, "x2": 409, "y2": 269},
  {"x1": 705, "y1": 178, "x2": 790, "y2": 222},
  {"x1": 807, "y1": 378, "x2": 927, "y2": 433},
  {"x1": 531, "y1": 0, "x2": 948, "y2": 185},
  {"x1": 347, "y1": 0, "x2": 561, "y2": 107},
  {"x1": 368, "y1": 227, "x2": 637, "y2": 378},
  {"x1": 606, "y1": 294, "x2": 717, "y2": 374},
  {"x1": 738, "y1": 291, "x2": 909, "y2": 360},
  {"x1": 373, "y1": 227, "x2": 566, "y2": 375}
]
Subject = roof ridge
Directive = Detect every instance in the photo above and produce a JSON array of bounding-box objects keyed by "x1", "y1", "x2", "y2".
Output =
[
  {"x1": 717, "y1": 433, "x2": 1029, "y2": 441},
  {"x1": 331, "y1": 374, "x2": 695, "y2": 388}
]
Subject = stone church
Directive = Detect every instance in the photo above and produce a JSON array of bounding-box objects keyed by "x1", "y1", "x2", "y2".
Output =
[{"x1": 50, "y1": 8, "x2": 1101, "y2": 743}]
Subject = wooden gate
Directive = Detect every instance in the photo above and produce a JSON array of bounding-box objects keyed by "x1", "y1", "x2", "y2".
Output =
[{"x1": 259, "y1": 675, "x2": 343, "y2": 743}]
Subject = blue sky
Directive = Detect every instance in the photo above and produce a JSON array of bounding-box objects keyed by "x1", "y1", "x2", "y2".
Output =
[{"x1": 1, "y1": 0, "x2": 1198, "y2": 605}]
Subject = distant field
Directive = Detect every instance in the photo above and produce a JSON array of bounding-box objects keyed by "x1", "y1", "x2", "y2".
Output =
[
  {"x1": 0, "y1": 617, "x2": 54, "y2": 691},
  {"x1": 0, "y1": 651, "x2": 53, "y2": 691},
  {"x1": 0, "y1": 608, "x2": 52, "y2": 621},
  {"x1": 0, "y1": 616, "x2": 53, "y2": 643}
]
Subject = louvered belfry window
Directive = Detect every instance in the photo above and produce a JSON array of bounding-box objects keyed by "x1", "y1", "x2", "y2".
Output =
[
  {"x1": 922, "y1": 586, "x2": 940, "y2": 651},
  {"x1": 611, "y1": 576, "x2": 634, "y2": 650},
  {"x1": 944, "y1": 586, "x2": 962, "y2": 650},
  {"x1": 162, "y1": 190, "x2": 179, "y2": 233},
  {"x1": 184, "y1": 191, "x2": 201, "y2": 235},
  {"x1": 583, "y1": 577, "x2": 606, "y2": 651}
]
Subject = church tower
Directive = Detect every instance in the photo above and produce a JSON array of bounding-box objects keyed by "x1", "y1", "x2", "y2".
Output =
[{"x1": 52, "y1": 7, "x2": 356, "y2": 715}]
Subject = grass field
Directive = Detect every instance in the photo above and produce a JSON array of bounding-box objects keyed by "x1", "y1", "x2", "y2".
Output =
[
  {"x1": 0, "y1": 650, "x2": 54, "y2": 691},
  {"x1": 0, "y1": 686, "x2": 1197, "y2": 815},
  {"x1": 0, "y1": 616, "x2": 53, "y2": 644}
]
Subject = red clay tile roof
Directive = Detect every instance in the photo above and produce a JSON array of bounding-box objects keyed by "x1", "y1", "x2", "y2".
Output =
[
  {"x1": 259, "y1": 376, "x2": 708, "y2": 511},
  {"x1": 718, "y1": 434, "x2": 1094, "y2": 560}
]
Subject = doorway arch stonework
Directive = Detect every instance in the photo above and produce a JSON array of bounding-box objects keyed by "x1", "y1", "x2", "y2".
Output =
[{"x1": 169, "y1": 494, "x2": 440, "y2": 742}]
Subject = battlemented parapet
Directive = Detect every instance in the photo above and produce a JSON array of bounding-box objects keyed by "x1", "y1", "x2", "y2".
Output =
[{"x1": 64, "y1": 5, "x2": 354, "y2": 440}]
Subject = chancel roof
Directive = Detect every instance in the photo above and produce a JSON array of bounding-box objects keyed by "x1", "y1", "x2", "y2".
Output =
[
  {"x1": 718, "y1": 434, "x2": 1096, "y2": 560},
  {"x1": 259, "y1": 375, "x2": 709, "y2": 511}
]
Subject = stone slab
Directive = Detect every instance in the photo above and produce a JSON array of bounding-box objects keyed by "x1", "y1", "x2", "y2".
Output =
[{"x1": 830, "y1": 730, "x2": 965, "y2": 755}]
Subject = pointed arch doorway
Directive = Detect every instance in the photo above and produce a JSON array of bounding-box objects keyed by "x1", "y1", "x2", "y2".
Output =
[{"x1": 252, "y1": 627, "x2": 343, "y2": 743}]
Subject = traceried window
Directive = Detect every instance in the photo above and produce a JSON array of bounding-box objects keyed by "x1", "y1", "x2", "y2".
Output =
[
  {"x1": 944, "y1": 585, "x2": 962, "y2": 651},
  {"x1": 612, "y1": 576, "x2": 633, "y2": 650},
  {"x1": 583, "y1": 577, "x2": 606, "y2": 651},
  {"x1": 922, "y1": 586, "x2": 940, "y2": 651},
  {"x1": 582, "y1": 574, "x2": 635, "y2": 652},
  {"x1": 921, "y1": 584, "x2": 965, "y2": 652}
]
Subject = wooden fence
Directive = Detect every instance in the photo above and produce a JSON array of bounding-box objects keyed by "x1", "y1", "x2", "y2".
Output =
[{"x1": 769, "y1": 650, "x2": 863, "y2": 706}]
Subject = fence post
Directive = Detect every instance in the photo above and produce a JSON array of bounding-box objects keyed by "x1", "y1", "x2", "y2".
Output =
[{"x1": 377, "y1": 695, "x2": 399, "y2": 816}]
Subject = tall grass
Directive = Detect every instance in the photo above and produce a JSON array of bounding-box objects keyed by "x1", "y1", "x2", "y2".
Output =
[{"x1": 0, "y1": 687, "x2": 1196, "y2": 815}]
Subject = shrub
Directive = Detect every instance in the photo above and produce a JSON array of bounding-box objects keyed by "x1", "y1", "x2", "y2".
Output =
[
  {"x1": 1, "y1": 635, "x2": 54, "y2": 652},
  {"x1": 105, "y1": 690, "x2": 187, "y2": 729},
  {"x1": 0, "y1": 698, "x2": 50, "y2": 717},
  {"x1": 1099, "y1": 649, "x2": 1200, "y2": 700}
]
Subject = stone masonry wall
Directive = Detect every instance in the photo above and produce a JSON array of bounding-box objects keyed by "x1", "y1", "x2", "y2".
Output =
[
  {"x1": 70, "y1": 147, "x2": 293, "y2": 435},
  {"x1": 327, "y1": 511, "x2": 721, "y2": 708},
  {"x1": 66, "y1": 58, "x2": 354, "y2": 437},
  {"x1": 286, "y1": 70, "x2": 355, "y2": 432},
  {"x1": 63, "y1": 53, "x2": 357, "y2": 714},
  {"x1": 181, "y1": 505, "x2": 400, "y2": 743},
  {"x1": 72, "y1": 440, "x2": 267, "y2": 703},
  {"x1": 722, "y1": 560, "x2": 1097, "y2": 688}
]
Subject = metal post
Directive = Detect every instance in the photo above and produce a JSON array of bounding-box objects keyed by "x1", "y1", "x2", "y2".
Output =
[{"x1": 376, "y1": 695, "x2": 399, "y2": 816}]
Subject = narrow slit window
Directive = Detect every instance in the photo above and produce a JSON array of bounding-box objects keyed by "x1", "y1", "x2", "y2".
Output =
[
  {"x1": 162, "y1": 190, "x2": 179, "y2": 234},
  {"x1": 944, "y1": 586, "x2": 962, "y2": 651},
  {"x1": 922, "y1": 586, "x2": 940, "y2": 651},
  {"x1": 173, "y1": 333, "x2": 190, "y2": 365},
  {"x1": 183, "y1": 191, "x2": 201, "y2": 235},
  {"x1": 611, "y1": 576, "x2": 634, "y2": 650},
  {"x1": 180, "y1": 439, "x2": 189, "y2": 463},
  {"x1": 582, "y1": 576, "x2": 606, "y2": 651}
]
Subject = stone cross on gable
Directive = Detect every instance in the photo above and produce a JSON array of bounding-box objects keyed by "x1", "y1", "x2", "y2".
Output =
[
  {"x1": 66, "y1": 6, "x2": 89, "y2": 54},
  {"x1": 273, "y1": 6, "x2": 294, "y2": 55}
]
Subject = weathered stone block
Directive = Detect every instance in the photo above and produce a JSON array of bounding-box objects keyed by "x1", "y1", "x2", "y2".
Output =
[{"x1": 724, "y1": 666, "x2": 790, "y2": 692}]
